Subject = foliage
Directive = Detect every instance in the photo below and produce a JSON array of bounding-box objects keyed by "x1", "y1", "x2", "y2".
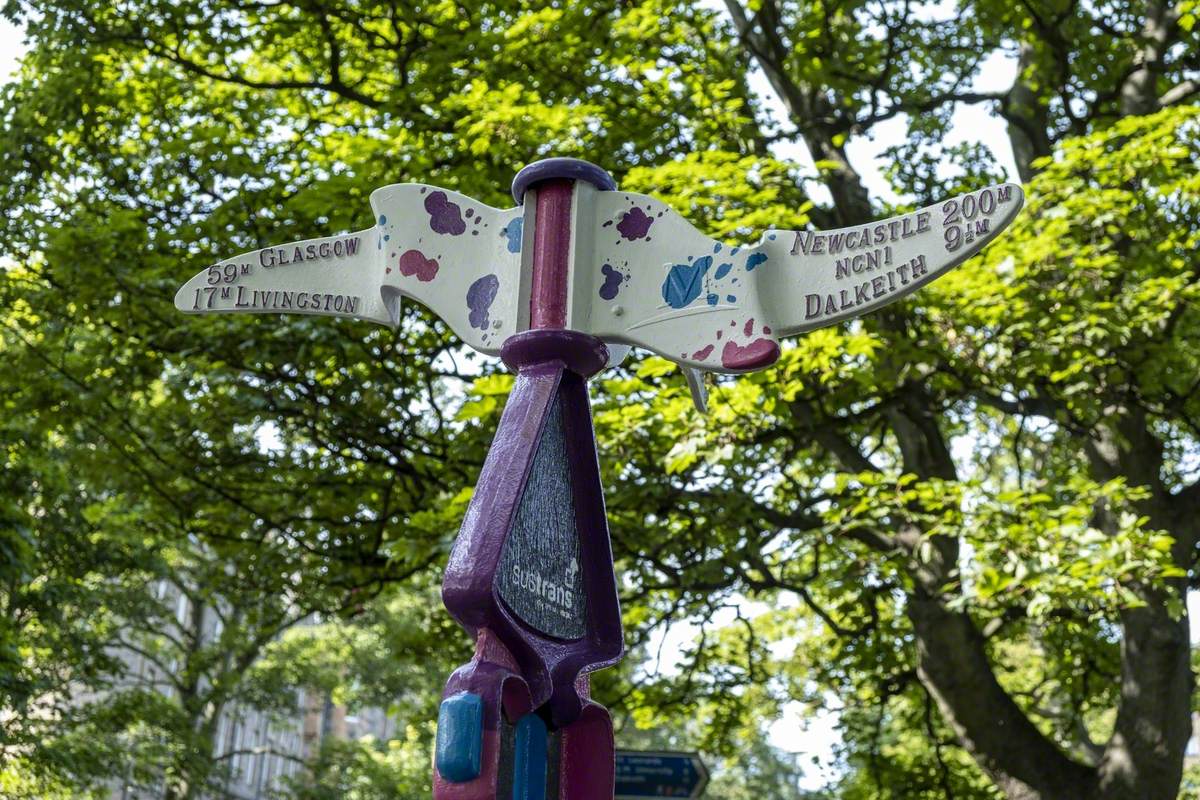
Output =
[{"x1": 1, "y1": 0, "x2": 1198, "y2": 798}]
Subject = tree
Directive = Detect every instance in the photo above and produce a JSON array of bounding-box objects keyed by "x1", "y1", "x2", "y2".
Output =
[{"x1": 0, "y1": 1, "x2": 1197, "y2": 798}]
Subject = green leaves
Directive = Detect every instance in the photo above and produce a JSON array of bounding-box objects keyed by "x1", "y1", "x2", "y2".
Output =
[{"x1": 2, "y1": 0, "x2": 1199, "y2": 795}]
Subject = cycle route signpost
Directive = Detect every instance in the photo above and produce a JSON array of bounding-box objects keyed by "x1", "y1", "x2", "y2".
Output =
[{"x1": 175, "y1": 158, "x2": 1023, "y2": 799}]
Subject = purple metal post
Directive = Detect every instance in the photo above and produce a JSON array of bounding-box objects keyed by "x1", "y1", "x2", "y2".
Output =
[{"x1": 435, "y1": 159, "x2": 623, "y2": 800}]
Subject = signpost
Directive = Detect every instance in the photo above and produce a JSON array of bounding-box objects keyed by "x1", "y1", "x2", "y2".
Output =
[
  {"x1": 175, "y1": 157, "x2": 1023, "y2": 798},
  {"x1": 615, "y1": 751, "x2": 709, "y2": 798}
]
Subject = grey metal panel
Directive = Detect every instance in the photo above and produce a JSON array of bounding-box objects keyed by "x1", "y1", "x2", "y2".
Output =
[{"x1": 496, "y1": 391, "x2": 587, "y2": 640}]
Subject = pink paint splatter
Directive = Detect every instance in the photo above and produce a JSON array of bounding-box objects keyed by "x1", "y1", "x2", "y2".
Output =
[
  {"x1": 616, "y1": 207, "x2": 653, "y2": 240},
  {"x1": 721, "y1": 338, "x2": 781, "y2": 370},
  {"x1": 763, "y1": 325, "x2": 772, "y2": 334},
  {"x1": 743, "y1": 318, "x2": 755, "y2": 337},
  {"x1": 692, "y1": 344, "x2": 715, "y2": 360},
  {"x1": 716, "y1": 329, "x2": 723, "y2": 340},
  {"x1": 398, "y1": 249, "x2": 439, "y2": 282}
]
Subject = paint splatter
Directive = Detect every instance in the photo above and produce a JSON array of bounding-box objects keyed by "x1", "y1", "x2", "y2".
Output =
[
  {"x1": 714, "y1": 262, "x2": 733, "y2": 280},
  {"x1": 727, "y1": 294, "x2": 737, "y2": 303},
  {"x1": 662, "y1": 255, "x2": 713, "y2": 308},
  {"x1": 722, "y1": 339, "x2": 781, "y2": 370},
  {"x1": 706, "y1": 293, "x2": 719, "y2": 306},
  {"x1": 746, "y1": 252, "x2": 768, "y2": 271},
  {"x1": 744, "y1": 318, "x2": 755, "y2": 337},
  {"x1": 502, "y1": 218, "x2": 523, "y2": 253},
  {"x1": 713, "y1": 243, "x2": 722, "y2": 253},
  {"x1": 693, "y1": 344, "x2": 714, "y2": 360},
  {"x1": 617, "y1": 207, "x2": 653, "y2": 240},
  {"x1": 467, "y1": 275, "x2": 499, "y2": 329},
  {"x1": 424, "y1": 191, "x2": 466, "y2": 235},
  {"x1": 599, "y1": 263, "x2": 624, "y2": 300},
  {"x1": 378, "y1": 215, "x2": 387, "y2": 226},
  {"x1": 397, "y1": 249, "x2": 439, "y2": 282}
]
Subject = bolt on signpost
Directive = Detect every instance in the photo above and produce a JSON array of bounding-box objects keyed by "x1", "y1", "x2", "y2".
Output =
[{"x1": 175, "y1": 158, "x2": 1023, "y2": 798}]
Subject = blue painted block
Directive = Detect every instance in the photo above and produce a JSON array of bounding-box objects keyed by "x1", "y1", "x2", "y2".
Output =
[
  {"x1": 512, "y1": 713, "x2": 548, "y2": 800},
  {"x1": 436, "y1": 693, "x2": 484, "y2": 782}
]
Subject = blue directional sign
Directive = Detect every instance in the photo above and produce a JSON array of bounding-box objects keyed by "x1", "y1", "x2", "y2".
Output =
[{"x1": 615, "y1": 750, "x2": 709, "y2": 798}]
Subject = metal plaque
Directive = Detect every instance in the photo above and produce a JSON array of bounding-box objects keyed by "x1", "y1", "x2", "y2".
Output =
[{"x1": 496, "y1": 391, "x2": 587, "y2": 640}]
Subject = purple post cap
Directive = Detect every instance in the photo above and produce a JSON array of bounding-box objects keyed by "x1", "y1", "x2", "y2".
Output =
[{"x1": 512, "y1": 158, "x2": 617, "y2": 204}]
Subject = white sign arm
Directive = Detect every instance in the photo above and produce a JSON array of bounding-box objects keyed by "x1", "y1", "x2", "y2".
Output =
[
  {"x1": 173, "y1": 228, "x2": 390, "y2": 324},
  {"x1": 757, "y1": 182, "x2": 1025, "y2": 337}
]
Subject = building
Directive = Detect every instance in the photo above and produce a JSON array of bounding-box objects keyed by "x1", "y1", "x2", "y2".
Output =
[{"x1": 104, "y1": 579, "x2": 395, "y2": 800}]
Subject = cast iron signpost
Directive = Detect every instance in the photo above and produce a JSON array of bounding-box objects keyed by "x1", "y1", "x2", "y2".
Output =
[{"x1": 175, "y1": 158, "x2": 1023, "y2": 799}]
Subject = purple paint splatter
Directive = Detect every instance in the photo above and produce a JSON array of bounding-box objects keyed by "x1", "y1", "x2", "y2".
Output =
[
  {"x1": 599, "y1": 263, "x2": 624, "y2": 300},
  {"x1": 693, "y1": 344, "x2": 714, "y2": 360},
  {"x1": 467, "y1": 274, "x2": 499, "y2": 329},
  {"x1": 424, "y1": 191, "x2": 466, "y2": 235},
  {"x1": 617, "y1": 207, "x2": 653, "y2": 240}
]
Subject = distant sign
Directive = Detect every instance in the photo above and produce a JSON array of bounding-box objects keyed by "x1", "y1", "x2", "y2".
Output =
[{"x1": 615, "y1": 750, "x2": 709, "y2": 798}]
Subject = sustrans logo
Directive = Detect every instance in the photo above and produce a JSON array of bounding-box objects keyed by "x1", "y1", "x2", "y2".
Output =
[{"x1": 511, "y1": 562, "x2": 577, "y2": 615}]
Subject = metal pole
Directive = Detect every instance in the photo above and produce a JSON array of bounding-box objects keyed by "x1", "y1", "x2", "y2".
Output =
[{"x1": 434, "y1": 159, "x2": 624, "y2": 800}]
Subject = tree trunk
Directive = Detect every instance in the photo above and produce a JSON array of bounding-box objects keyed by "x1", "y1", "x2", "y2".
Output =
[
  {"x1": 907, "y1": 593, "x2": 1100, "y2": 799},
  {"x1": 1004, "y1": 40, "x2": 1055, "y2": 183}
]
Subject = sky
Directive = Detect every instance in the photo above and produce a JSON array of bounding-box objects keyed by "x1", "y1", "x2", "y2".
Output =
[{"x1": 1, "y1": 18, "x2": 22, "y2": 80}]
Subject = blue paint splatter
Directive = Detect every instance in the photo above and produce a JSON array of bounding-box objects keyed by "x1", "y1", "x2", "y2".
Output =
[
  {"x1": 502, "y1": 217, "x2": 523, "y2": 253},
  {"x1": 731, "y1": 247, "x2": 740, "y2": 255},
  {"x1": 714, "y1": 262, "x2": 733, "y2": 280},
  {"x1": 378, "y1": 215, "x2": 387, "y2": 225},
  {"x1": 746, "y1": 252, "x2": 768, "y2": 271},
  {"x1": 767, "y1": 233, "x2": 777, "y2": 241},
  {"x1": 706, "y1": 293, "x2": 719, "y2": 305},
  {"x1": 713, "y1": 243, "x2": 722, "y2": 253},
  {"x1": 661, "y1": 255, "x2": 713, "y2": 308},
  {"x1": 727, "y1": 294, "x2": 737, "y2": 302}
]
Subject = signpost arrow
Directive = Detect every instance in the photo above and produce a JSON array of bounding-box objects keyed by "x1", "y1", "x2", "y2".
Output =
[
  {"x1": 176, "y1": 157, "x2": 1023, "y2": 799},
  {"x1": 615, "y1": 750, "x2": 710, "y2": 798}
]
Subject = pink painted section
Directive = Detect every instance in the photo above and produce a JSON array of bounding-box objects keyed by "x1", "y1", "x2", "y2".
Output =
[
  {"x1": 475, "y1": 628, "x2": 520, "y2": 673},
  {"x1": 557, "y1": 701, "x2": 615, "y2": 799},
  {"x1": 721, "y1": 338, "x2": 781, "y2": 371},
  {"x1": 432, "y1": 729, "x2": 501, "y2": 800},
  {"x1": 528, "y1": 180, "x2": 574, "y2": 329}
]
